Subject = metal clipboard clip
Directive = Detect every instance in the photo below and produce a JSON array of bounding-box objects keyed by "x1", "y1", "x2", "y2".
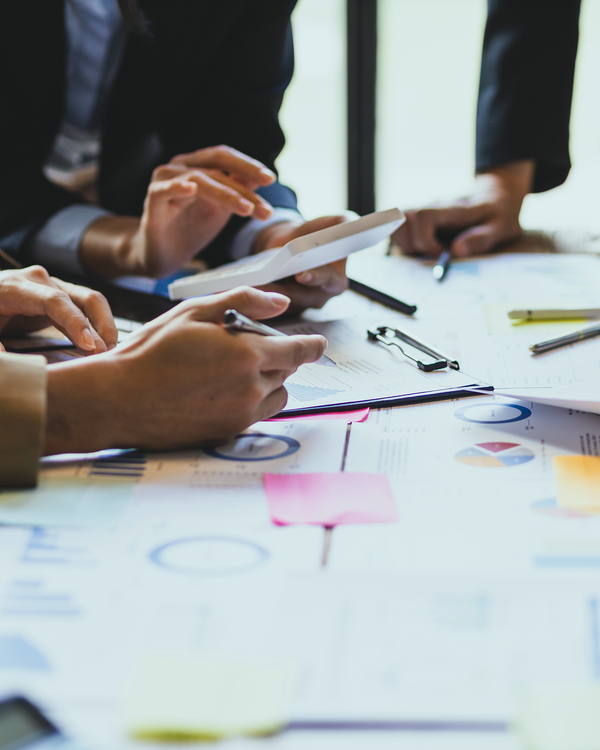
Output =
[{"x1": 367, "y1": 326, "x2": 460, "y2": 372}]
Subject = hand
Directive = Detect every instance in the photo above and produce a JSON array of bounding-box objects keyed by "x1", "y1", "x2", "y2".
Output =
[
  {"x1": 44, "y1": 287, "x2": 327, "y2": 455},
  {"x1": 254, "y1": 215, "x2": 351, "y2": 312},
  {"x1": 0, "y1": 266, "x2": 117, "y2": 353},
  {"x1": 393, "y1": 160, "x2": 534, "y2": 258},
  {"x1": 79, "y1": 146, "x2": 277, "y2": 278}
]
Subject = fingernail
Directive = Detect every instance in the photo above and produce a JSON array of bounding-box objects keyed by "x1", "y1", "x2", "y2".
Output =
[
  {"x1": 239, "y1": 199, "x2": 254, "y2": 214},
  {"x1": 266, "y1": 292, "x2": 289, "y2": 303},
  {"x1": 81, "y1": 328, "x2": 96, "y2": 350},
  {"x1": 260, "y1": 168, "x2": 276, "y2": 181},
  {"x1": 299, "y1": 272, "x2": 313, "y2": 283}
]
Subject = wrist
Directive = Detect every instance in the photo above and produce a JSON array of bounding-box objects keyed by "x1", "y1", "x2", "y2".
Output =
[
  {"x1": 79, "y1": 215, "x2": 141, "y2": 277},
  {"x1": 476, "y1": 159, "x2": 534, "y2": 205},
  {"x1": 44, "y1": 355, "x2": 123, "y2": 455}
]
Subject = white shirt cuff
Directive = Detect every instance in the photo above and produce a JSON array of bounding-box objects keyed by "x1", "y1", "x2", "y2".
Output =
[
  {"x1": 31, "y1": 205, "x2": 113, "y2": 276},
  {"x1": 229, "y1": 208, "x2": 303, "y2": 261}
]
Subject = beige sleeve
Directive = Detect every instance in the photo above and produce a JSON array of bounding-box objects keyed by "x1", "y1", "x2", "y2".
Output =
[{"x1": 0, "y1": 353, "x2": 47, "y2": 487}]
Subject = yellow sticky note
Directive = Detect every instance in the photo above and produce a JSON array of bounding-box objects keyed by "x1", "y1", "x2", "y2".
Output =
[
  {"x1": 123, "y1": 653, "x2": 294, "y2": 740},
  {"x1": 517, "y1": 683, "x2": 600, "y2": 750},
  {"x1": 554, "y1": 456, "x2": 600, "y2": 512}
]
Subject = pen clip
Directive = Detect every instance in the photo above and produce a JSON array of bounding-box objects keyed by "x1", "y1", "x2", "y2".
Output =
[{"x1": 367, "y1": 326, "x2": 456, "y2": 372}]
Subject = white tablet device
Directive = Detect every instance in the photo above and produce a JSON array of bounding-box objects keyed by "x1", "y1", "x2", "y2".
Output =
[{"x1": 168, "y1": 207, "x2": 405, "y2": 300}]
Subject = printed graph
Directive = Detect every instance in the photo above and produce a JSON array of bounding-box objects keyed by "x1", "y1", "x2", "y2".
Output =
[
  {"x1": 286, "y1": 382, "x2": 344, "y2": 402},
  {"x1": 203, "y1": 433, "x2": 300, "y2": 461},
  {"x1": 150, "y1": 536, "x2": 270, "y2": 575},
  {"x1": 454, "y1": 403, "x2": 531, "y2": 424},
  {"x1": 455, "y1": 442, "x2": 534, "y2": 468},
  {"x1": 89, "y1": 449, "x2": 147, "y2": 478}
]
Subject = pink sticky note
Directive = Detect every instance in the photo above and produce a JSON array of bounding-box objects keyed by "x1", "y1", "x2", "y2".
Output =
[
  {"x1": 266, "y1": 408, "x2": 369, "y2": 424},
  {"x1": 263, "y1": 472, "x2": 398, "y2": 525}
]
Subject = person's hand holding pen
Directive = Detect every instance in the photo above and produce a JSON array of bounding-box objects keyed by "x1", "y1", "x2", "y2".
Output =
[
  {"x1": 44, "y1": 287, "x2": 327, "y2": 455},
  {"x1": 392, "y1": 161, "x2": 533, "y2": 258}
]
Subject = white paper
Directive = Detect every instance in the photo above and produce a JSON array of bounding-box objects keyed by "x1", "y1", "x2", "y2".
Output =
[
  {"x1": 493, "y1": 380, "x2": 600, "y2": 416},
  {"x1": 278, "y1": 316, "x2": 481, "y2": 412}
]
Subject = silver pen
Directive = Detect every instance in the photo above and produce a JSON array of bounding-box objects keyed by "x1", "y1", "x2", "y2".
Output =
[
  {"x1": 530, "y1": 322, "x2": 600, "y2": 354},
  {"x1": 222, "y1": 309, "x2": 336, "y2": 367}
]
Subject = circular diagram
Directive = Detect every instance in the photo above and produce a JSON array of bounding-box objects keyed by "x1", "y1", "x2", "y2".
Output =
[
  {"x1": 150, "y1": 536, "x2": 270, "y2": 575},
  {"x1": 202, "y1": 432, "x2": 300, "y2": 461},
  {"x1": 455, "y1": 442, "x2": 534, "y2": 468},
  {"x1": 454, "y1": 402, "x2": 531, "y2": 424},
  {"x1": 532, "y1": 498, "x2": 599, "y2": 519}
]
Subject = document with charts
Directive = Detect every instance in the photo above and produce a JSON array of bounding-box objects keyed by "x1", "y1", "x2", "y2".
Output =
[{"x1": 277, "y1": 316, "x2": 486, "y2": 414}]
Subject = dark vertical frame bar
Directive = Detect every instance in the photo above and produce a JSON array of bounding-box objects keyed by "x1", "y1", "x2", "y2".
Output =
[{"x1": 347, "y1": 0, "x2": 377, "y2": 215}]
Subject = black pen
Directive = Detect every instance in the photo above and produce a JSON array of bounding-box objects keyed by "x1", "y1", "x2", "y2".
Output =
[
  {"x1": 530, "y1": 322, "x2": 600, "y2": 355},
  {"x1": 433, "y1": 250, "x2": 452, "y2": 282},
  {"x1": 347, "y1": 278, "x2": 417, "y2": 316}
]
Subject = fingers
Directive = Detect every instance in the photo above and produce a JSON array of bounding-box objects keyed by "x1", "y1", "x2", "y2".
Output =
[
  {"x1": 39, "y1": 289, "x2": 103, "y2": 352},
  {"x1": 452, "y1": 224, "x2": 503, "y2": 257},
  {"x1": 53, "y1": 279, "x2": 118, "y2": 350},
  {"x1": 170, "y1": 145, "x2": 275, "y2": 188},
  {"x1": 295, "y1": 259, "x2": 348, "y2": 295},
  {"x1": 150, "y1": 168, "x2": 272, "y2": 219},
  {"x1": 257, "y1": 333, "x2": 327, "y2": 371},
  {"x1": 394, "y1": 204, "x2": 491, "y2": 257},
  {"x1": 255, "y1": 385, "x2": 289, "y2": 421}
]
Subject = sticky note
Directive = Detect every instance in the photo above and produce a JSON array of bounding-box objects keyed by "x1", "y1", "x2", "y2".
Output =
[
  {"x1": 554, "y1": 456, "x2": 600, "y2": 512},
  {"x1": 263, "y1": 472, "x2": 398, "y2": 525},
  {"x1": 517, "y1": 683, "x2": 600, "y2": 750},
  {"x1": 123, "y1": 653, "x2": 294, "y2": 740},
  {"x1": 267, "y1": 408, "x2": 369, "y2": 423}
]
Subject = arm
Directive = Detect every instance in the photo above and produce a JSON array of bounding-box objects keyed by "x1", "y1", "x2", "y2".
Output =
[
  {"x1": 44, "y1": 287, "x2": 326, "y2": 454},
  {"x1": 0, "y1": 353, "x2": 46, "y2": 487},
  {"x1": 394, "y1": 0, "x2": 581, "y2": 258},
  {"x1": 477, "y1": 0, "x2": 581, "y2": 192}
]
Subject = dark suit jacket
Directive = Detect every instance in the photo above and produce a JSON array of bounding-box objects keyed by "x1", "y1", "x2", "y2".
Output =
[
  {"x1": 0, "y1": 0, "x2": 298, "y2": 267},
  {"x1": 476, "y1": 0, "x2": 581, "y2": 193}
]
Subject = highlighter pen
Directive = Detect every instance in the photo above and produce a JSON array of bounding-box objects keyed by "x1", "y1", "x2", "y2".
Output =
[
  {"x1": 509, "y1": 308, "x2": 600, "y2": 321},
  {"x1": 432, "y1": 250, "x2": 452, "y2": 282},
  {"x1": 348, "y1": 278, "x2": 417, "y2": 316},
  {"x1": 222, "y1": 309, "x2": 336, "y2": 367}
]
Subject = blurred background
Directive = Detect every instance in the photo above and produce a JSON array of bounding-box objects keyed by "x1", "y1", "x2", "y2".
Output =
[{"x1": 277, "y1": 0, "x2": 600, "y2": 233}]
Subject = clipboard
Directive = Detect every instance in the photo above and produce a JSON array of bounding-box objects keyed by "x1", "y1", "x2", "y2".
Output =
[
  {"x1": 274, "y1": 318, "x2": 491, "y2": 417},
  {"x1": 277, "y1": 384, "x2": 493, "y2": 418}
]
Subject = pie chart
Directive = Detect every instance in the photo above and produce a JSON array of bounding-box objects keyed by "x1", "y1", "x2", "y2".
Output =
[
  {"x1": 454, "y1": 402, "x2": 531, "y2": 424},
  {"x1": 455, "y1": 442, "x2": 534, "y2": 468}
]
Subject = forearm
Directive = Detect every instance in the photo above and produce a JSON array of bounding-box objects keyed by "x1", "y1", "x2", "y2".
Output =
[
  {"x1": 0, "y1": 354, "x2": 46, "y2": 487},
  {"x1": 476, "y1": 0, "x2": 580, "y2": 192},
  {"x1": 78, "y1": 215, "x2": 141, "y2": 278}
]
